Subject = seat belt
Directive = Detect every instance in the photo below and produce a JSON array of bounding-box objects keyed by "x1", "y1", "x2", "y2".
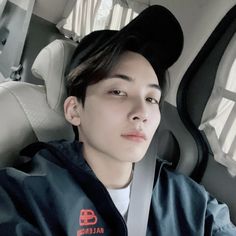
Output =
[
  {"x1": 0, "y1": 0, "x2": 7, "y2": 19},
  {"x1": 0, "y1": 0, "x2": 35, "y2": 79},
  {"x1": 127, "y1": 134, "x2": 157, "y2": 236}
]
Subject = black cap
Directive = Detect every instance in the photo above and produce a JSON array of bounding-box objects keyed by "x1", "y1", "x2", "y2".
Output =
[{"x1": 68, "y1": 5, "x2": 183, "y2": 79}]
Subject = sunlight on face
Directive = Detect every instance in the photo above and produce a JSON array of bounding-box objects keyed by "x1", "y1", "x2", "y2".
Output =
[{"x1": 78, "y1": 51, "x2": 161, "y2": 164}]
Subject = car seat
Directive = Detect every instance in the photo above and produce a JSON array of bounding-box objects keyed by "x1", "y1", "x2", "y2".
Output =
[{"x1": 0, "y1": 39, "x2": 76, "y2": 167}]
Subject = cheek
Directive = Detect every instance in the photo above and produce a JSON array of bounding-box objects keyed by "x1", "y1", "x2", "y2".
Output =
[
  {"x1": 149, "y1": 111, "x2": 161, "y2": 133},
  {"x1": 80, "y1": 102, "x2": 124, "y2": 130}
]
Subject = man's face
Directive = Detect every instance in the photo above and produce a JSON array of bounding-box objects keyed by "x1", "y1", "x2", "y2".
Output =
[{"x1": 68, "y1": 51, "x2": 161, "y2": 164}]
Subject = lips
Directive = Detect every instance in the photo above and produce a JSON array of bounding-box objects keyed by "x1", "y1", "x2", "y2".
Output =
[{"x1": 121, "y1": 131, "x2": 147, "y2": 142}]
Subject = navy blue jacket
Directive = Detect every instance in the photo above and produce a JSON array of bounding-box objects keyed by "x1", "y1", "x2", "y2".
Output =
[{"x1": 0, "y1": 140, "x2": 236, "y2": 235}]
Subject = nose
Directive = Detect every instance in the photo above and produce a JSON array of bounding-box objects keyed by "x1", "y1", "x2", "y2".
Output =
[{"x1": 128, "y1": 98, "x2": 148, "y2": 123}]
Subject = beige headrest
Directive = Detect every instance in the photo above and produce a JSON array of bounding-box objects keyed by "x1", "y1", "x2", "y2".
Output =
[
  {"x1": 0, "y1": 39, "x2": 76, "y2": 167},
  {"x1": 31, "y1": 39, "x2": 77, "y2": 112}
]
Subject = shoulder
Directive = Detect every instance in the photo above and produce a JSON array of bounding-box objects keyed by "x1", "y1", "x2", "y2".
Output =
[
  {"x1": 153, "y1": 160, "x2": 236, "y2": 234},
  {"x1": 155, "y1": 160, "x2": 207, "y2": 196},
  {"x1": 153, "y1": 160, "x2": 210, "y2": 212},
  {"x1": 0, "y1": 140, "x2": 84, "y2": 210},
  {"x1": 0, "y1": 140, "x2": 79, "y2": 185}
]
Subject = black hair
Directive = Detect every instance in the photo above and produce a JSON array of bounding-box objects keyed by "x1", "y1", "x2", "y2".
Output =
[{"x1": 66, "y1": 36, "x2": 126, "y2": 104}]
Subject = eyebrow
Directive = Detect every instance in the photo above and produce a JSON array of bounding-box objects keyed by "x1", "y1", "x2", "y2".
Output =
[{"x1": 107, "y1": 74, "x2": 161, "y2": 92}]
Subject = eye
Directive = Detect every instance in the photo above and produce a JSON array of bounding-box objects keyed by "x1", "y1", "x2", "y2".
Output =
[
  {"x1": 109, "y1": 90, "x2": 127, "y2": 96},
  {"x1": 146, "y1": 97, "x2": 159, "y2": 104}
]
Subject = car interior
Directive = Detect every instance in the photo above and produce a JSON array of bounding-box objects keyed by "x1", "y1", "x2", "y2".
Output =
[{"x1": 0, "y1": 0, "x2": 236, "y2": 227}]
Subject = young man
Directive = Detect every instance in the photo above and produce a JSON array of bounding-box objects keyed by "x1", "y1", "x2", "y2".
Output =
[{"x1": 0, "y1": 5, "x2": 236, "y2": 236}]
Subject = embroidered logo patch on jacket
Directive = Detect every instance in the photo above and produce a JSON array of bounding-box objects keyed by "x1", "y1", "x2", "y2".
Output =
[{"x1": 77, "y1": 209, "x2": 105, "y2": 236}]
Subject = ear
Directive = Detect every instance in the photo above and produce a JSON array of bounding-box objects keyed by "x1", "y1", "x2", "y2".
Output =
[{"x1": 64, "y1": 96, "x2": 81, "y2": 126}]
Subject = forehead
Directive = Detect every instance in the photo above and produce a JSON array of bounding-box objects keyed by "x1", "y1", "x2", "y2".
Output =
[{"x1": 108, "y1": 50, "x2": 159, "y2": 85}]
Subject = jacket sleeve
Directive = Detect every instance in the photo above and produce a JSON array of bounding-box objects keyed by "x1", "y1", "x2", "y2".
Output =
[
  {"x1": 205, "y1": 196, "x2": 236, "y2": 235},
  {"x1": 0, "y1": 186, "x2": 42, "y2": 236}
]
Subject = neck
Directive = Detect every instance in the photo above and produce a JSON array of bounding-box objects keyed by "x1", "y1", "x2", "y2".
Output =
[{"x1": 82, "y1": 145, "x2": 133, "y2": 189}]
